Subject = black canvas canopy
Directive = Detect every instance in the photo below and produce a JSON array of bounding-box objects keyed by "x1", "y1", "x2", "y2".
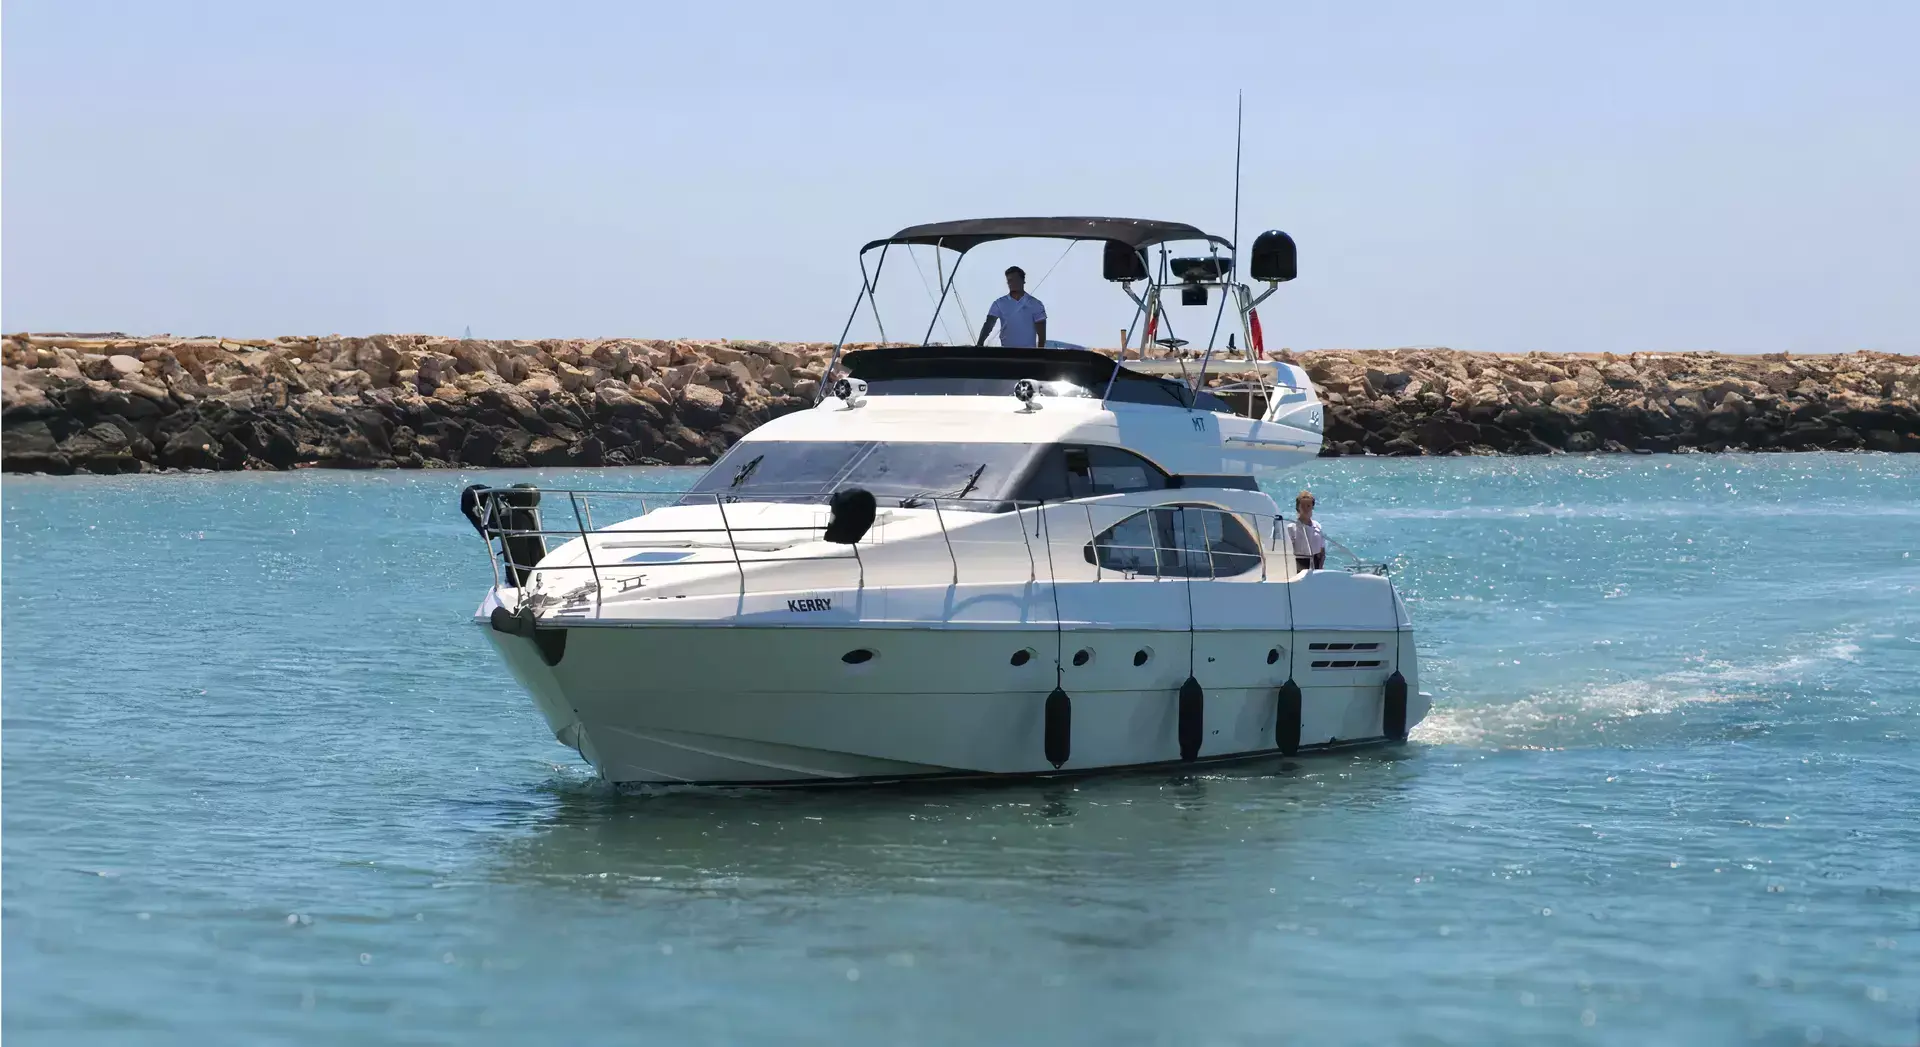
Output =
[{"x1": 861, "y1": 217, "x2": 1230, "y2": 255}]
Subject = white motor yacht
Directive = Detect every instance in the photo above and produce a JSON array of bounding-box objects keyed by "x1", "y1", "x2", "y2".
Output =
[{"x1": 465, "y1": 216, "x2": 1428, "y2": 785}]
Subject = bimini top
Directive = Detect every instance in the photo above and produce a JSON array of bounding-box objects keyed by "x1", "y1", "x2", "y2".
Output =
[
  {"x1": 861, "y1": 216, "x2": 1231, "y2": 255},
  {"x1": 842, "y1": 345, "x2": 1233, "y2": 412}
]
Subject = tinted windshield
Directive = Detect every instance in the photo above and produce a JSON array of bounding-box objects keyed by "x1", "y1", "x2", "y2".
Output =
[{"x1": 683, "y1": 441, "x2": 1040, "y2": 508}]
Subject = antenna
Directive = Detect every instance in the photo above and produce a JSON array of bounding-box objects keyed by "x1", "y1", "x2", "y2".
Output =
[
  {"x1": 1231, "y1": 90, "x2": 1243, "y2": 273},
  {"x1": 1204, "y1": 91, "x2": 1247, "y2": 356}
]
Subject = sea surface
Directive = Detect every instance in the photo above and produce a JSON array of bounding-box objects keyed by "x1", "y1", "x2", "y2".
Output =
[{"x1": 3, "y1": 453, "x2": 1917, "y2": 1046}]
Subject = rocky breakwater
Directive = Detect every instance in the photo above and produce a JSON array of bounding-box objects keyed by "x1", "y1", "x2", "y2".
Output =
[
  {"x1": 1275, "y1": 348, "x2": 1920, "y2": 456},
  {"x1": 1, "y1": 334, "x2": 844, "y2": 474},
  {"x1": 2, "y1": 335, "x2": 1916, "y2": 474}
]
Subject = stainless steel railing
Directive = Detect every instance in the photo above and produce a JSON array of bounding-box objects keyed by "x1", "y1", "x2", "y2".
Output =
[{"x1": 466, "y1": 486, "x2": 1382, "y2": 614}]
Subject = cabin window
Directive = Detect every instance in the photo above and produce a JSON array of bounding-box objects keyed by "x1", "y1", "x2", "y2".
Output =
[
  {"x1": 1084, "y1": 506, "x2": 1262, "y2": 578},
  {"x1": 1064, "y1": 446, "x2": 1170, "y2": 498},
  {"x1": 682, "y1": 440, "x2": 1037, "y2": 507},
  {"x1": 1085, "y1": 510, "x2": 1165, "y2": 575},
  {"x1": 1169, "y1": 506, "x2": 1263, "y2": 578},
  {"x1": 1011, "y1": 445, "x2": 1170, "y2": 504}
]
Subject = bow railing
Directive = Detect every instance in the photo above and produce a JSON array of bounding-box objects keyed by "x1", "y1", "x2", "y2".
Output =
[{"x1": 462, "y1": 485, "x2": 1384, "y2": 616}]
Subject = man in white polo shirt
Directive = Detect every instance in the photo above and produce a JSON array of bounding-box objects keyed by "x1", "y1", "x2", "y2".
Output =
[
  {"x1": 978, "y1": 266, "x2": 1048, "y2": 348},
  {"x1": 1287, "y1": 489, "x2": 1326, "y2": 572}
]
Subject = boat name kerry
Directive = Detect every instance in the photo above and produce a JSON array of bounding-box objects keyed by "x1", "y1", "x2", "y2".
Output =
[{"x1": 788, "y1": 598, "x2": 832, "y2": 612}]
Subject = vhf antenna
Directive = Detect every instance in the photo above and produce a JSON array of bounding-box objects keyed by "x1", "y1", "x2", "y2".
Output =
[
  {"x1": 1231, "y1": 89, "x2": 1243, "y2": 279},
  {"x1": 1199, "y1": 90, "x2": 1246, "y2": 387}
]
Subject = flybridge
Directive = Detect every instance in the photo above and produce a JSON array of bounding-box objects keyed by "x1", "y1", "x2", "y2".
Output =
[
  {"x1": 820, "y1": 214, "x2": 1302, "y2": 421},
  {"x1": 839, "y1": 345, "x2": 1237, "y2": 412}
]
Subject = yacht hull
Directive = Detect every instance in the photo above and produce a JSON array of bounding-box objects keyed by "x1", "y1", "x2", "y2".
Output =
[{"x1": 484, "y1": 618, "x2": 1426, "y2": 786}]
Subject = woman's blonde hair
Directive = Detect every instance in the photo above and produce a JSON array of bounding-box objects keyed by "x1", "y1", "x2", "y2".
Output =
[{"x1": 1295, "y1": 489, "x2": 1315, "y2": 506}]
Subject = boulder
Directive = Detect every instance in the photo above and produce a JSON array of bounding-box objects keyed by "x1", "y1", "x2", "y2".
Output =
[
  {"x1": 525, "y1": 435, "x2": 573, "y2": 466},
  {"x1": 679, "y1": 383, "x2": 729, "y2": 428},
  {"x1": 161, "y1": 424, "x2": 224, "y2": 470},
  {"x1": 457, "y1": 426, "x2": 502, "y2": 466},
  {"x1": 2, "y1": 419, "x2": 68, "y2": 472},
  {"x1": 61, "y1": 422, "x2": 137, "y2": 472},
  {"x1": 1363, "y1": 369, "x2": 1413, "y2": 397}
]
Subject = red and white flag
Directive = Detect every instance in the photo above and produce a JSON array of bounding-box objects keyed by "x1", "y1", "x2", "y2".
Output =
[{"x1": 1249, "y1": 308, "x2": 1265, "y2": 358}]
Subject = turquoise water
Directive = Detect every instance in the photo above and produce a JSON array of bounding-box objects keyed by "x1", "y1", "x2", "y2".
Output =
[{"x1": 4, "y1": 454, "x2": 1917, "y2": 1046}]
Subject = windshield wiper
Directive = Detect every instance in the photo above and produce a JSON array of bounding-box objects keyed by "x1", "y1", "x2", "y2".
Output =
[
  {"x1": 953, "y1": 464, "x2": 987, "y2": 502},
  {"x1": 898, "y1": 465, "x2": 987, "y2": 509},
  {"x1": 728, "y1": 454, "x2": 765, "y2": 489}
]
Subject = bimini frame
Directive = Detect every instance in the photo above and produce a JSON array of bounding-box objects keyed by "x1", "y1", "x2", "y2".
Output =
[{"x1": 815, "y1": 217, "x2": 1297, "y2": 420}]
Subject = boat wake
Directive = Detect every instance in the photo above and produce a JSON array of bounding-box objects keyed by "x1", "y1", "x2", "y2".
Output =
[{"x1": 1412, "y1": 628, "x2": 1864, "y2": 749}]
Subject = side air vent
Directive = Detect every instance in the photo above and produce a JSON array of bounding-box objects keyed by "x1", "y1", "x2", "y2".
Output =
[
  {"x1": 1307, "y1": 642, "x2": 1381, "y2": 652},
  {"x1": 1310, "y1": 660, "x2": 1384, "y2": 669}
]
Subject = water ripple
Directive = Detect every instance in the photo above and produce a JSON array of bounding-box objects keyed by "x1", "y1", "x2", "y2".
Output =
[{"x1": 4, "y1": 455, "x2": 1918, "y2": 1046}]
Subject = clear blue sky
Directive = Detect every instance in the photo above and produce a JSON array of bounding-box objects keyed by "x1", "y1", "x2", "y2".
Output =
[{"x1": 5, "y1": 1, "x2": 1916, "y2": 353}]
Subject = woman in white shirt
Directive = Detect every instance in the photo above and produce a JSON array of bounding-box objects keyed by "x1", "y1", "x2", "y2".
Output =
[{"x1": 1287, "y1": 489, "x2": 1325, "y2": 572}]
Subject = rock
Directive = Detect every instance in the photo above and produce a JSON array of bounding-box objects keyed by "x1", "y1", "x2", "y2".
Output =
[
  {"x1": 119, "y1": 377, "x2": 172, "y2": 405},
  {"x1": 5, "y1": 334, "x2": 1915, "y2": 470},
  {"x1": 525, "y1": 435, "x2": 572, "y2": 466},
  {"x1": 457, "y1": 426, "x2": 502, "y2": 466},
  {"x1": 1865, "y1": 429, "x2": 1905, "y2": 452},
  {"x1": 680, "y1": 382, "x2": 729, "y2": 427},
  {"x1": 1414, "y1": 418, "x2": 1479, "y2": 453},
  {"x1": 565, "y1": 435, "x2": 605, "y2": 466},
  {"x1": 253, "y1": 421, "x2": 300, "y2": 468},
  {"x1": 1, "y1": 419, "x2": 68, "y2": 472},
  {"x1": 1364, "y1": 369, "x2": 1413, "y2": 397},
  {"x1": 161, "y1": 425, "x2": 224, "y2": 470},
  {"x1": 61, "y1": 422, "x2": 137, "y2": 472}
]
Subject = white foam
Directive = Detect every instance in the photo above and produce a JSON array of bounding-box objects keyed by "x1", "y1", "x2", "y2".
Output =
[{"x1": 1413, "y1": 628, "x2": 1864, "y2": 748}]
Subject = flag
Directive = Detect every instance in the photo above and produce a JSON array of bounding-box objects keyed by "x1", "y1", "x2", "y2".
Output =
[{"x1": 1249, "y1": 309, "x2": 1265, "y2": 357}]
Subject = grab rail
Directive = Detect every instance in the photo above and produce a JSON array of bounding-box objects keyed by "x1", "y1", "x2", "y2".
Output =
[{"x1": 467, "y1": 486, "x2": 1379, "y2": 614}]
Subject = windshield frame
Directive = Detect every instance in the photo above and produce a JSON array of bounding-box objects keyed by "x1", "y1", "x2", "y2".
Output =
[{"x1": 681, "y1": 439, "x2": 1048, "y2": 510}]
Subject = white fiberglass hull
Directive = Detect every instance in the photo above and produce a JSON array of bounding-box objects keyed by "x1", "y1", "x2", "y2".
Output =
[{"x1": 482, "y1": 593, "x2": 1425, "y2": 786}]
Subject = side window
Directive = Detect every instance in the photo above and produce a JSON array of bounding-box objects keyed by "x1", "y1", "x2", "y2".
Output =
[
  {"x1": 1083, "y1": 511, "x2": 1165, "y2": 575},
  {"x1": 1166, "y1": 506, "x2": 1264, "y2": 578},
  {"x1": 1064, "y1": 446, "x2": 1169, "y2": 498},
  {"x1": 1081, "y1": 506, "x2": 1261, "y2": 578},
  {"x1": 1010, "y1": 446, "x2": 1072, "y2": 505}
]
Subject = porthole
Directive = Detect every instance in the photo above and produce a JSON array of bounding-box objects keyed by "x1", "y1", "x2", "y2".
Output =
[
  {"x1": 841, "y1": 649, "x2": 875, "y2": 665},
  {"x1": 1010, "y1": 648, "x2": 1033, "y2": 667},
  {"x1": 1133, "y1": 648, "x2": 1152, "y2": 667},
  {"x1": 1072, "y1": 649, "x2": 1093, "y2": 667},
  {"x1": 1266, "y1": 647, "x2": 1281, "y2": 665}
]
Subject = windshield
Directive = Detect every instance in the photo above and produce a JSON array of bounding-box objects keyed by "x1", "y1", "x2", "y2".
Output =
[{"x1": 682, "y1": 441, "x2": 1040, "y2": 508}]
